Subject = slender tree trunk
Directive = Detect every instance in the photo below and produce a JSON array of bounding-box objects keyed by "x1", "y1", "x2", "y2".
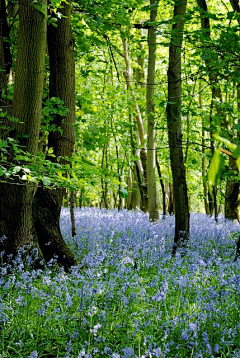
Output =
[
  {"x1": 197, "y1": 0, "x2": 236, "y2": 221},
  {"x1": 70, "y1": 191, "x2": 76, "y2": 237},
  {"x1": 0, "y1": 0, "x2": 47, "y2": 258},
  {"x1": 122, "y1": 38, "x2": 148, "y2": 212},
  {"x1": 199, "y1": 81, "x2": 210, "y2": 214},
  {"x1": 166, "y1": 182, "x2": 174, "y2": 214},
  {"x1": 127, "y1": 168, "x2": 133, "y2": 210},
  {"x1": 128, "y1": 110, "x2": 143, "y2": 208},
  {"x1": 100, "y1": 146, "x2": 109, "y2": 209},
  {"x1": 209, "y1": 96, "x2": 218, "y2": 221},
  {"x1": 146, "y1": 0, "x2": 159, "y2": 221},
  {"x1": 156, "y1": 157, "x2": 166, "y2": 218},
  {"x1": 166, "y1": 0, "x2": 189, "y2": 253},
  {"x1": 131, "y1": 175, "x2": 141, "y2": 209},
  {"x1": 115, "y1": 144, "x2": 123, "y2": 210},
  {"x1": 33, "y1": 2, "x2": 77, "y2": 270}
]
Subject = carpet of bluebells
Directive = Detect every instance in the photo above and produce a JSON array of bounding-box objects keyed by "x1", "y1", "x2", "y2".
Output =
[{"x1": 0, "y1": 208, "x2": 240, "y2": 358}]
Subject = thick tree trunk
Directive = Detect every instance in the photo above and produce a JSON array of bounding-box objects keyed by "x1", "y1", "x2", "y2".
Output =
[
  {"x1": 0, "y1": 0, "x2": 11, "y2": 88},
  {"x1": 0, "y1": 0, "x2": 7, "y2": 92},
  {"x1": 33, "y1": 1, "x2": 77, "y2": 269},
  {"x1": 146, "y1": 0, "x2": 159, "y2": 221},
  {"x1": 167, "y1": 0, "x2": 189, "y2": 253},
  {"x1": 0, "y1": 0, "x2": 47, "y2": 258},
  {"x1": 33, "y1": 188, "x2": 76, "y2": 270}
]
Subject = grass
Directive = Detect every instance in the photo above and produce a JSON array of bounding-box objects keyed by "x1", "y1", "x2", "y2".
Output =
[{"x1": 0, "y1": 208, "x2": 240, "y2": 357}]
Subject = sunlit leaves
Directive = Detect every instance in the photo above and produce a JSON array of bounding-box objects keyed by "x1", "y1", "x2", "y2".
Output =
[{"x1": 208, "y1": 149, "x2": 225, "y2": 195}]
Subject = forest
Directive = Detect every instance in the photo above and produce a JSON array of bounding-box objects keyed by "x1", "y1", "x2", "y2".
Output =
[{"x1": 0, "y1": 0, "x2": 240, "y2": 357}]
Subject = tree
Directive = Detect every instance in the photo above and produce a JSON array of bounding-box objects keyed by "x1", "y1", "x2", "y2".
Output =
[
  {"x1": 0, "y1": 0, "x2": 47, "y2": 259},
  {"x1": 146, "y1": 0, "x2": 159, "y2": 221},
  {"x1": 122, "y1": 37, "x2": 148, "y2": 212},
  {"x1": 0, "y1": 0, "x2": 8, "y2": 92},
  {"x1": 166, "y1": 0, "x2": 189, "y2": 253},
  {"x1": 33, "y1": 1, "x2": 77, "y2": 270}
]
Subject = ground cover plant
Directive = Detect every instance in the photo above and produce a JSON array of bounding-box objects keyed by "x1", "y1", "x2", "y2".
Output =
[{"x1": 0, "y1": 208, "x2": 240, "y2": 358}]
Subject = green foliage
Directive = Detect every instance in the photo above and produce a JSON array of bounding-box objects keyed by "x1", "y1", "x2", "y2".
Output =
[
  {"x1": 2, "y1": 0, "x2": 240, "y2": 210},
  {"x1": 41, "y1": 96, "x2": 69, "y2": 135},
  {"x1": 208, "y1": 134, "x2": 240, "y2": 196},
  {"x1": 119, "y1": 188, "x2": 128, "y2": 199},
  {"x1": 208, "y1": 149, "x2": 225, "y2": 195}
]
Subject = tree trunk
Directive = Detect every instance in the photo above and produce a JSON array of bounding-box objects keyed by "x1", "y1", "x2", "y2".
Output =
[
  {"x1": 122, "y1": 38, "x2": 148, "y2": 212},
  {"x1": 197, "y1": 0, "x2": 233, "y2": 221},
  {"x1": 199, "y1": 81, "x2": 210, "y2": 214},
  {"x1": 0, "y1": 0, "x2": 47, "y2": 258},
  {"x1": 146, "y1": 0, "x2": 159, "y2": 221},
  {"x1": 225, "y1": 158, "x2": 240, "y2": 220},
  {"x1": 131, "y1": 176, "x2": 141, "y2": 209},
  {"x1": 0, "y1": 0, "x2": 8, "y2": 92},
  {"x1": 156, "y1": 157, "x2": 166, "y2": 218},
  {"x1": 70, "y1": 191, "x2": 76, "y2": 237},
  {"x1": 33, "y1": 1, "x2": 77, "y2": 270},
  {"x1": 166, "y1": 182, "x2": 174, "y2": 214},
  {"x1": 226, "y1": 0, "x2": 240, "y2": 221},
  {"x1": 0, "y1": 0, "x2": 11, "y2": 87},
  {"x1": 166, "y1": 0, "x2": 189, "y2": 253},
  {"x1": 127, "y1": 168, "x2": 133, "y2": 209}
]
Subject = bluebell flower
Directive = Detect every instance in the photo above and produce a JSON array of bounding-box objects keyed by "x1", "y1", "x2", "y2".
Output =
[{"x1": 28, "y1": 351, "x2": 38, "y2": 358}]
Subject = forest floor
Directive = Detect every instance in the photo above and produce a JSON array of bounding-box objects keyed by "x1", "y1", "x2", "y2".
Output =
[{"x1": 0, "y1": 208, "x2": 240, "y2": 358}]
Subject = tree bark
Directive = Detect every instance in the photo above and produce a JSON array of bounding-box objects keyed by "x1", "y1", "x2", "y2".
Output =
[
  {"x1": 156, "y1": 157, "x2": 166, "y2": 218},
  {"x1": 199, "y1": 81, "x2": 210, "y2": 214},
  {"x1": 0, "y1": 0, "x2": 11, "y2": 87},
  {"x1": 0, "y1": 0, "x2": 8, "y2": 92},
  {"x1": 146, "y1": 0, "x2": 159, "y2": 221},
  {"x1": 166, "y1": 0, "x2": 189, "y2": 253},
  {"x1": 225, "y1": 0, "x2": 240, "y2": 221},
  {"x1": 197, "y1": 0, "x2": 236, "y2": 221},
  {"x1": 70, "y1": 191, "x2": 76, "y2": 237},
  {"x1": 225, "y1": 157, "x2": 240, "y2": 220},
  {"x1": 33, "y1": 1, "x2": 77, "y2": 270},
  {"x1": 0, "y1": 0, "x2": 47, "y2": 258},
  {"x1": 122, "y1": 38, "x2": 148, "y2": 212}
]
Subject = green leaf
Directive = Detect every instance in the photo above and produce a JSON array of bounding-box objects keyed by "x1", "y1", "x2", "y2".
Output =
[
  {"x1": 119, "y1": 188, "x2": 128, "y2": 199},
  {"x1": 72, "y1": 171, "x2": 79, "y2": 181},
  {"x1": 0, "y1": 168, "x2": 6, "y2": 176},
  {"x1": 12, "y1": 166, "x2": 21, "y2": 174},
  {"x1": 213, "y1": 133, "x2": 237, "y2": 151},
  {"x1": 232, "y1": 146, "x2": 240, "y2": 159},
  {"x1": 236, "y1": 157, "x2": 240, "y2": 172},
  {"x1": 208, "y1": 149, "x2": 225, "y2": 195},
  {"x1": 42, "y1": 176, "x2": 51, "y2": 187}
]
